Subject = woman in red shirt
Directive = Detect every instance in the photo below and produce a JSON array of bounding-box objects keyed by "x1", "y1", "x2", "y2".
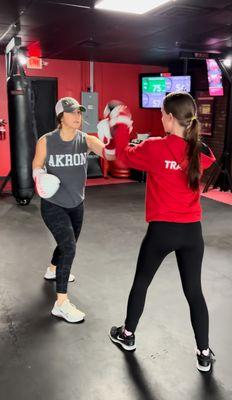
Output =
[{"x1": 105, "y1": 92, "x2": 216, "y2": 372}]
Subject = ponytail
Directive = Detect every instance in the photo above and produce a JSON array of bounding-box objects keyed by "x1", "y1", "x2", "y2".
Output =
[
  {"x1": 185, "y1": 118, "x2": 201, "y2": 191},
  {"x1": 163, "y1": 92, "x2": 201, "y2": 191}
]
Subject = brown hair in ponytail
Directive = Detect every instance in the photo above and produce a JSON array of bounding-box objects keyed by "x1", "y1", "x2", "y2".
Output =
[{"x1": 163, "y1": 92, "x2": 201, "y2": 191}]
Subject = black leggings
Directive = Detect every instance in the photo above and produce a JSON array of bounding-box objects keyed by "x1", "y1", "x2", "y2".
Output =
[
  {"x1": 41, "y1": 199, "x2": 84, "y2": 294},
  {"x1": 125, "y1": 221, "x2": 209, "y2": 351}
]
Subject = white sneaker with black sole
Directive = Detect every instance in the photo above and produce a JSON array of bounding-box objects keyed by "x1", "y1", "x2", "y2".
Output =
[
  {"x1": 44, "y1": 267, "x2": 75, "y2": 282},
  {"x1": 51, "y1": 299, "x2": 85, "y2": 323}
]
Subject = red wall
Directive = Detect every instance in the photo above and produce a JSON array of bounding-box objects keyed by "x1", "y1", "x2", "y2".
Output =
[
  {"x1": 93, "y1": 62, "x2": 165, "y2": 135},
  {"x1": 0, "y1": 56, "x2": 167, "y2": 176}
]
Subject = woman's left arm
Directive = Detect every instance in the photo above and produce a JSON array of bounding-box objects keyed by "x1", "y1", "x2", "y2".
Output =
[{"x1": 86, "y1": 134, "x2": 115, "y2": 160}]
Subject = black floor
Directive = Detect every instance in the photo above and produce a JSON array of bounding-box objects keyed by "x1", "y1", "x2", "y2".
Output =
[{"x1": 0, "y1": 183, "x2": 231, "y2": 400}]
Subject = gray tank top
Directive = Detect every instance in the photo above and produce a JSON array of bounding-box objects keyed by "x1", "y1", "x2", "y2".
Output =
[{"x1": 44, "y1": 129, "x2": 88, "y2": 208}]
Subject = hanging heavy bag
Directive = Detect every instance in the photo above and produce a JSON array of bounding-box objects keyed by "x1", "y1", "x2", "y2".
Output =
[{"x1": 7, "y1": 73, "x2": 37, "y2": 205}]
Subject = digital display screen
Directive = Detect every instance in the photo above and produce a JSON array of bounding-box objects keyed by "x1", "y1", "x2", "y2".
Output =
[
  {"x1": 140, "y1": 75, "x2": 191, "y2": 108},
  {"x1": 142, "y1": 92, "x2": 166, "y2": 108},
  {"x1": 206, "y1": 59, "x2": 224, "y2": 96},
  {"x1": 165, "y1": 76, "x2": 191, "y2": 93},
  {"x1": 142, "y1": 77, "x2": 166, "y2": 94}
]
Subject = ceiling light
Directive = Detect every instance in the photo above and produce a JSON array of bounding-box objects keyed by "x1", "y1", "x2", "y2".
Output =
[
  {"x1": 95, "y1": 0, "x2": 172, "y2": 14},
  {"x1": 223, "y1": 57, "x2": 232, "y2": 68},
  {"x1": 17, "y1": 50, "x2": 27, "y2": 65}
]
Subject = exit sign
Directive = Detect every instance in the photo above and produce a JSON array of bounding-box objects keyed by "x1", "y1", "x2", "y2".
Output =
[{"x1": 27, "y1": 56, "x2": 42, "y2": 69}]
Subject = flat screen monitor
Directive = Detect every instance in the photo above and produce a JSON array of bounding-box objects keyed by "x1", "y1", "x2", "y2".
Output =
[
  {"x1": 165, "y1": 76, "x2": 191, "y2": 93},
  {"x1": 140, "y1": 74, "x2": 191, "y2": 109}
]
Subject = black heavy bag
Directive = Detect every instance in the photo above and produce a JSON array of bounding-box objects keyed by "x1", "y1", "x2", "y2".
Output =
[{"x1": 7, "y1": 74, "x2": 36, "y2": 205}]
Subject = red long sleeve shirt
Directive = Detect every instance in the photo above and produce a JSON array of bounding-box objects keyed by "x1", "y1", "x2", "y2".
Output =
[{"x1": 115, "y1": 125, "x2": 216, "y2": 223}]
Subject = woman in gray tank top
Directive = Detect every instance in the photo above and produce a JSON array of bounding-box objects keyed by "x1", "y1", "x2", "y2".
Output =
[{"x1": 32, "y1": 97, "x2": 114, "y2": 323}]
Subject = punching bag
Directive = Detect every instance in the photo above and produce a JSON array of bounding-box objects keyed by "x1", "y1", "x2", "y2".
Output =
[{"x1": 7, "y1": 73, "x2": 36, "y2": 205}]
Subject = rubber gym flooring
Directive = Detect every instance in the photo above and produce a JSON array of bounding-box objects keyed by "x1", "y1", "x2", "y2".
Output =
[{"x1": 0, "y1": 183, "x2": 231, "y2": 400}]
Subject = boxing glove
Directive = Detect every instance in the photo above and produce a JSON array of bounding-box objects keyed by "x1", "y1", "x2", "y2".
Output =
[
  {"x1": 97, "y1": 119, "x2": 115, "y2": 158},
  {"x1": 104, "y1": 100, "x2": 133, "y2": 131},
  {"x1": 97, "y1": 119, "x2": 112, "y2": 143},
  {"x1": 98, "y1": 100, "x2": 133, "y2": 158},
  {"x1": 33, "y1": 168, "x2": 60, "y2": 199}
]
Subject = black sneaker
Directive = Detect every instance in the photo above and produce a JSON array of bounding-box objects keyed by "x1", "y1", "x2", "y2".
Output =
[
  {"x1": 196, "y1": 348, "x2": 215, "y2": 372},
  {"x1": 109, "y1": 326, "x2": 136, "y2": 351}
]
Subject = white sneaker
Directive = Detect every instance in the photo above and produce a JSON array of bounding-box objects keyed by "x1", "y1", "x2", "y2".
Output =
[
  {"x1": 51, "y1": 299, "x2": 85, "y2": 323},
  {"x1": 44, "y1": 267, "x2": 75, "y2": 282}
]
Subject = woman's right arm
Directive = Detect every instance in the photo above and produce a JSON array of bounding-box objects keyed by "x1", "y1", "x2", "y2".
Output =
[
  {"x1": 114, "y1": 124, "x2": 160, "y2": 172},
  {"x1": 32, "y1": 137, "x2": 47, "y2": 170},
  {"x1": 104, "y1": 102, "x2": 160, "y2": 172}
]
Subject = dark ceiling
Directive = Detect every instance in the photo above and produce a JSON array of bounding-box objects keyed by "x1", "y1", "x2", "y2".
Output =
[{"x1": 0, "y1": 0, "x2": 232, "y2": 65}]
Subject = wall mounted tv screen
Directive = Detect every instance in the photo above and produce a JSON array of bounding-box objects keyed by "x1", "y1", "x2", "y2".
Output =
[{"x1": 139, "y1": 75, "x2": 191, "y2": 109}]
